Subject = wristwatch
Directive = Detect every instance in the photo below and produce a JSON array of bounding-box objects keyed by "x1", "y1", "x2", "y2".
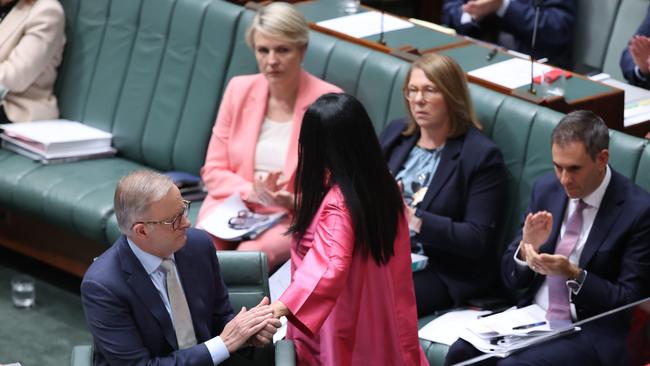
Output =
[{"x1": 566, "y1": 269, "x2": 587, "y2": 293}]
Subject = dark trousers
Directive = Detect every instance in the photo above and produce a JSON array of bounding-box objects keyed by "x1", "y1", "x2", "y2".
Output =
[
  {"x1": 413, "y1": 265, "x2": 454, "y2": 318},
  {"x1": 445, "y1": 321, "x2": 628, "y2": 366},
  {"x1": 0, "y1": 105, "x2": 11, "y2": 123}
]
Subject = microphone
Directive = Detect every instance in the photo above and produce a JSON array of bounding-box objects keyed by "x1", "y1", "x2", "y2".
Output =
[
  {"x1": 529, "y1": 0, "x2": 543, "y2": 94},
  {"x1": 378, "y1": 1, "x2": 386, "y2": 45}
]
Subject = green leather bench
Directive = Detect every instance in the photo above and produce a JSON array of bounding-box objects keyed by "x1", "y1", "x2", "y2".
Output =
[{"x1": 2, "y1": 1, "x2": 650, "y2": 365}]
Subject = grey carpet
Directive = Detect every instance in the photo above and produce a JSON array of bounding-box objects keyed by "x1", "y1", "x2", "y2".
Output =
[{"x1": 0, "y1": 249, "x2": 92, "y2": 366}]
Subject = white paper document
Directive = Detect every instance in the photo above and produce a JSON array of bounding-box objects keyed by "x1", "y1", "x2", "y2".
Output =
[
  {"x1": 199, "y1": 193, "x2": 286, "y2": 241},
  {"x1": 599, "y1": 77, "x2": 650, "y2": 127},
  {"x1": 468, "y1": 58, "x2": 552, "y2": 89},
  {"x1": 316, "y1": 11, "x2": 414, "y2": 39},
  {"x1": 452, "y1": 305, "x2": 581, "y2": 357},
  {"x1": 1, "y1": 120, "x2": 111, "y2": 148},
  {"x1": 468, "y1": 304, "x2": 551, "y2": 337},
  {"x1": 418, "y1": 309, "x2": 491, "y2": 345},
  {"x1": 269, "y1": 260, "x2": 292, "y2": 343},
  {"x1": 0, "y1": 119, "x2": 113, "y2": 159},
  {"x1": 269, "y1": 259, "x2": 291, "y2": 303}
]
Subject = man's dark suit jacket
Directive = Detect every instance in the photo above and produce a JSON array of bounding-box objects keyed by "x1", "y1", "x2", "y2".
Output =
[
  {"x1": 442, "y1": 0, "x2": 576, "y2": 69},
  {"x1": 380, "y1": 119, "x2": 506, "y2": 305},
  {"x1": 621, "y1": 5, "x2": 650, "y2": 89},
  {"x1": 501, "y1": 169, "x2": 650, "y2": 364},
  {"x1": 81, "y1": 228, "x2": 234, "y2": 366}
]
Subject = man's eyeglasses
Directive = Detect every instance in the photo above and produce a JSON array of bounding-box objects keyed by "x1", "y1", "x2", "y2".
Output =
[
  {"x1": 403, "y1": 87, "x2": 438, "y2": 102},
  {"x1": 133, "y1": 200, "x2": 191, "y2": 231},
  {"x1": 228, "y1": 210, "x2": 268, "y2": 230}
]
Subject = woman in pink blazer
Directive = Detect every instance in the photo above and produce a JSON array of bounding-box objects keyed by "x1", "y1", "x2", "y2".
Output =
[
  {"x1": 0, "y1": 0, "x2": 65, "y2": 123},
  {"x1": 197, "y1": 2, "x2": 341, "y2": 269},
  {"x1": 271, "y1": 93, "x2": 428, "y2": 366}
]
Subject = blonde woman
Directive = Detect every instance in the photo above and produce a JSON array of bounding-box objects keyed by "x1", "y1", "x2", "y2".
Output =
[{"x1": 197, "y1": 2, "x2": 341, "y2": 270}]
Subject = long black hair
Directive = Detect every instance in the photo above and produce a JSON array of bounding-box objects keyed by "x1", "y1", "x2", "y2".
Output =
[{"x1": 289, "y1": 93, "x2": 404, "y2": 265}]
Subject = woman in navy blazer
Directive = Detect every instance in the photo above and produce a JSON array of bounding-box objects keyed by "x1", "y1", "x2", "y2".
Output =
[{"x1": 379, "y1": 54, "x2": 507, "y2": 317}]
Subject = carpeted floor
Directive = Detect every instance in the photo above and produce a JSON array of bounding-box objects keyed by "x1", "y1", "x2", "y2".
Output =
[{"x1": 0, "y1": 247, "x2": 92, "y2": 366}]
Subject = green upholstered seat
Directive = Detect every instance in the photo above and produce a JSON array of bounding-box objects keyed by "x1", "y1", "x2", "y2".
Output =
[
  {"x1": 0, "y1": 0, "x2": 245, "y2": 244},
  {"x1": 572, "y1": 0, "x2": 621, "y2": 73},
  {"x1": 602, "y1": 0, "x2": 650, "y2": 80}
]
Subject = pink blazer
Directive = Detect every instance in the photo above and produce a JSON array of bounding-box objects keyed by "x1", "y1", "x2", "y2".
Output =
[
  {"x1": 197, "y1": 70, "x2": 341, "y2": 223},
  {"x1": 280, "y1": 186, "x2": 428, "y2": 366}
]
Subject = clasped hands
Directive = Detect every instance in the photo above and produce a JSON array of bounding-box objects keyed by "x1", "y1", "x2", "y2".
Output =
[
  {"x1": 220, "y1": 297, "x2": 281, "y2": 353},
  {"x1": 220, "y1": 296, "x2": 292, "y2": 353},
  {"x1": 247, "y1": 172, "x2": 293, "y2": 210},
  {"x1": 519, "y1": 211, "x2": 580, "y2": 279}
]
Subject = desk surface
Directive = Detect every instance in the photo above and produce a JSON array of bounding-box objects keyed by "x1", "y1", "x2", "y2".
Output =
[
  {"x1": 295, "y1": 0, "x2": 637, "y2": 136},
  {"x1": 297, "y1": 1, "x2": 467, "y2": 52}
]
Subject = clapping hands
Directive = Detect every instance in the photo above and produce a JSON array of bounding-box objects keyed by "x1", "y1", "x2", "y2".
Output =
[
  {"x1": 248, "y1": 172, "x2": 294, "y2": 210},
  {"x1": 220, "y1": 297, "x2": 282, "y2": 352},
  {"x1": 463, "y1": 0, "x2": 504, "y2": 22},
  {"x1": 629, "y1": 35, "x2": 650, "y2": 75}
]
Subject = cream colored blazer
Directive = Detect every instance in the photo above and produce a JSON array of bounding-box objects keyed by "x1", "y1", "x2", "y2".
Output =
[{"x1": 0, "y1": 0, "x2": 65, "y2": 122}]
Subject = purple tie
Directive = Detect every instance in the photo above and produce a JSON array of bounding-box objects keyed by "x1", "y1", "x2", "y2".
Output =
[{"x1": 546, "y1": 199, "x2": 587, "y2": 326}]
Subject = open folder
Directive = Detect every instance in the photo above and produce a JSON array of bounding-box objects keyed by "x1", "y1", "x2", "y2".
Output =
[
  {"x1": 458, "y1": 304, "x2": 578, "y2": 356},
  {"x1": 198, "y1": 193, "x2": 286, "y2": 241}
]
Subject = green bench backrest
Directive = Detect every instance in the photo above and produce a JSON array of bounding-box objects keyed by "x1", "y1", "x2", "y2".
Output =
[{"x1": 55, "y1": 0, "x2": 245, "y2": 175}]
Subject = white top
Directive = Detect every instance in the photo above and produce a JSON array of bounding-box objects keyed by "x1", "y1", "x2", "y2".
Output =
[
  {"x1": 127, "y1": 238, "x2": 229, "y2": 365},
  {"x1": 514, "y1": 165, "x2": 612, "y2": 319},
  {"x1": 254, "y1": 117, "x2": 292, "y2": 180}
]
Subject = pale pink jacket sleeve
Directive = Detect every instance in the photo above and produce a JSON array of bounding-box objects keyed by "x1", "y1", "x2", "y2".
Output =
[
  {"x1": 279, "y1": 191, "x2": 354, "y2": 336},
  {"x1": 200, "y1": 81, "x2": 253, "y2": 202}
]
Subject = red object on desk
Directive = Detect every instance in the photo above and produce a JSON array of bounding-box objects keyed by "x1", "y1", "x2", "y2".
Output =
[{"x1": 533, "y1": 69, "x2": 573, "y2": 84}]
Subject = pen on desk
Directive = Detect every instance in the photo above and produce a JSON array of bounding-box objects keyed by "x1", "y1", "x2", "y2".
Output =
[
  {"x1": 486, "y1": 47, "x2": 498, "y2": 61},
  {"x1": 512, "y1": 321, "x2": 546, "y2": 330}
]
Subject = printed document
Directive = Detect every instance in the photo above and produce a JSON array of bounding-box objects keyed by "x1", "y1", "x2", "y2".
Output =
[
  {"x1": 316, "y1": 11, "x2": 413, "y2": 39},
  {"x1": 468, "y1": 58, "x2": 552, "y2": 89},
  {"x1": 199, "y1": 193, "x2": 286, "y2": 241}
]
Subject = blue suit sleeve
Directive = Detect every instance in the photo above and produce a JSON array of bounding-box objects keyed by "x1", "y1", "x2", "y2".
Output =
[
  {"x1": 572, "y1": 205, "x2": 650, "y2": 315},
  {"x1": 620, "y1": 6, "x2": 650, "y2": 88},
  {"x1": 500, "y1": 0, "x2": 576, "y2": 47},
  {"x1": 209, "y1": 245, "x2": 235, "y2": 333},
  {"x1": 81, "y1": 280, "x2": 215, "y2": 366}
]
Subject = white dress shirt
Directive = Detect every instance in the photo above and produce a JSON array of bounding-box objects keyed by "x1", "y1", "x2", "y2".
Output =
[
  {"x1": 127, "y1": 239, "x2": 229, "y2": 365},
  {"x1": 514, "y1": 165, "x2": 611, "y2": 318}
]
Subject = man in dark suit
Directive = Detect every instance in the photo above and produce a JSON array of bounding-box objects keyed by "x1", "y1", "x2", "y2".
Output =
[
  {"x1": 441, "y1": 0, "x2": 576, "y2": 68},
  {"x1": 621, "y1": 5, "x2": 650, "y2": 89},
  {"x1": 446, "y1": 110, "x2": 650, "y2": 365},
  {"x1": 81, "y1": 170, "x2": 279, "y2": 365}
]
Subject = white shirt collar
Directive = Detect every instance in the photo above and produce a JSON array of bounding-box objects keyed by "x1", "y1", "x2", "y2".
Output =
[
  {"x1": 126, "y1": 237, "x2": 175, "y2": 275},
  {"x1": 575, "y1": 165, "x2": 611, "y2": 210}
]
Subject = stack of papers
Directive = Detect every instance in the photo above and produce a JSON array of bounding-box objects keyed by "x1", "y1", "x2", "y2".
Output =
[
  {"x1": 459, "y1": 304, "x2": 559, "y2": 356},
  {"x1": 0, "y1": 120, "x2": 115, "y2": 163},
  {"x1": 199, "y1": 193, "x2": 286, "y2": 241},
  {"x1": 597, "y1": 76, "x2": 650, "y2": 127}
]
